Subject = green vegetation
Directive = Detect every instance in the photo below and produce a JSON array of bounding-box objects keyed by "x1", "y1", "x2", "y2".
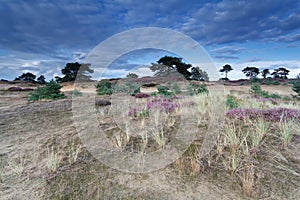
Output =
[
  {"x1": 292, "y1": 80, "x2": 300, "y2": 97},
  {"x1": 96, "y1": 81, "x2": 113, "y2": 95},
  {"x1": 226, "y1": 95, "x2": 239, "y2": 109},
  {"x1": 250, "y1": 82, "x2": 281, "y2": 99},
  {"x1": 28, "y1": 80, "x2": 65, "y2": 101},
  {"x1": 156, "y1": 85, "x2": 174, "y2": 97}
]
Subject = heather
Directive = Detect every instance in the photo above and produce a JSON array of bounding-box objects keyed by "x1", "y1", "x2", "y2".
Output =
[{"x1": 226, "y1": 107, "x2": 300, "y2": 121}]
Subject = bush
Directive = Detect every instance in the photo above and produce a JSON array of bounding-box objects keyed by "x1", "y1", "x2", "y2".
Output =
[
  {"x1": 157, "y1": 85, "x2": 174, "y2": 97},
  {"x1": 113, "y1": 80, "x2": 140, "y2": 96},
  {"x1": 250, "y1": 82, "x2": 280, "y2": 99},
  {"x1": 197, "y1": 84, "x2": 209, "y2": 94},
  {"x1": 96, "y1": 81, "x2": 113, "y2": 95},
  {"x1": 28, "y1": 80, "x2": 65, "y2": 102},
  {"x1": 292, "y1": 80, "x2": 300, "y2": 97},
  {"x1": 272, "y1": 80, "x2": 281, "y2": 85},
  {"x1": 171, "y1": 82, "x2": 181, "y2": 94},
  {"x1": 71, "y1": 89, "x2": 83, "y2": 96},
  {"x1": 226, "y1": 95, "x2": 239, "y2": 109},
  {"x1": 187, "y1": 83, "x2": 209, "y2": 95}
]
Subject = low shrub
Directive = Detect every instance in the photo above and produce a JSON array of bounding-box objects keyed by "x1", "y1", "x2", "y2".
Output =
[
  {"x1": 157, "y1": 85, "x2": 174, "y2": 97},
  {"x1": 226, "y1": 95, "x2": 239, "y2": 109},
  {"x1": 187, "y1": 83, "x2": 209, "y2": 95},
  {"x1": 113, "y1": 80, "x2": 140, "y2": 96},
  {"x1": 28, "y1": 80, "x2": 65, "y2": 102},
  {"x1": 146, "y1": 96, "x2": 179, "y2": 113},
  {"x1": 171, "y1": 82, "x2": 181, "y2": 94},
  {"x1": 71, "y1": 89, "x2": 83, "y2": 96},
  {"x1": 96, "y1": 81, "x2": 113, "y2": 95},
  {"x1": 226, "y1": 107, "x2": 300, "y2": 121},
  {"x1": 292, "y1": 80, "x2": 300, "y2": 97}
]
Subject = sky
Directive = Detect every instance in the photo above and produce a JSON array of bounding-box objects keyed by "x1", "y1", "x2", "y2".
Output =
[{"x1": 0, "y1": 0, "x2": 299, "y2": 81}]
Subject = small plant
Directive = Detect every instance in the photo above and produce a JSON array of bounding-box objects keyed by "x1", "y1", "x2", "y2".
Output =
[
  {"x1": 28, "y1": 80, "x2": 66, "y2": 101},
  {"x1": 151, "y1": 127, "x2": 166, "y2": 148},
  {"x1": 46, "y1": 146, "x2": 61, "y2": 172},
  {"x1": 187, "y1": 83, "x2": 209, "y2": 95},
  {"x1": 171, "y1": 82, "x2": 181, "y2": 94},
  {"x1": 226, "y1": 95, "x2": 239, "y2": 109},
  {"x1": 96, "y1": 81, "x2": 113, "y2": 95},
  {"x1": 278, "y1": 119, "x2": 294, "y2": 148},
  {"x1": 251, "y1": 118, "x2": 269, "y2": 150},
  {"x1": 67, "y1": 141, "x2": 82, "y2": 164},
  {"x1": 157, "y1": 85, "x2": 174, "y2": 97},
  {"x1": 8, "y1": 156, "x2": 26, "y2": 176},
  {"x1": 197, "y1": 84, "x2": 209, "y2": 94},
  {"x1": 292, "y1": 80, "x2": 300, "y2": 97},
  {"x1": 71, "y1": 89, "x2": 83, "y2": 96}
]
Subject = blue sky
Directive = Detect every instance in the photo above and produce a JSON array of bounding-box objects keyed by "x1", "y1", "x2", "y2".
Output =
[{"x1": 0, "y1": 0, "x2": 299, "y2": 80}]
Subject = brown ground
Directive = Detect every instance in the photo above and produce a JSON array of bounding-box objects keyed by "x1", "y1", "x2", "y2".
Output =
[{"x1": 0, "y1": 81, "x2": 299, "y2": 199}]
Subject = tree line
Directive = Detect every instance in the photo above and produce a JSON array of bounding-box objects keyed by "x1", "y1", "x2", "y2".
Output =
[
  {"x1": 13, "y1": 57, "x2": 300, "y2": 84},
  {"x1": 220, "y1": 64, "x2": 295, "y2": 80}
]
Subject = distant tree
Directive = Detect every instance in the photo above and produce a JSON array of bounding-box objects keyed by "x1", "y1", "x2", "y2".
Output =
[
  {"x1": 242, "y1": 67, "x2": 259, "y2": 79},
  {"x1": 190, "y1": 66, "x2": 209, "y2": 81},
  {"x1": 296, "y1": 73, "x2": 300, "y2": 79},
  {"x1": 59, "y1": 62, "x2": 94, "y2": 82},
  {"x1": 150, "y1": 56, "x2": 192, "y2": 79},
  {"x1": 271, "y1": 67, "x2": 290, "y2": 79},
  {"x1": 36, "y1": 75, "x2": 46, "y2": 84},
  {"x1": 261, "y1": 69, "x2": 270, "y2": 79},
  {"x1": 15, "y1": 72, "x2": 36, "y2": 83},
  {"x1": 126, "y1": 72, "x2": 138, "y2": 78},
  {"x1": 219, "y1": 64, "x2": 233, "y2": 80}
]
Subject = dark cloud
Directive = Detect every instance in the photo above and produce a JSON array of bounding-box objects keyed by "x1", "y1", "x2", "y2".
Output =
[
  {"x1": 180, "y1": 0, "x2": 300, "y2": 44},
  {"x1": 0, "y1": 0, "x2": 299, "y2": 80},
  {"x1": 214, "y1": 55, "x2": 239, "y2": 60}
]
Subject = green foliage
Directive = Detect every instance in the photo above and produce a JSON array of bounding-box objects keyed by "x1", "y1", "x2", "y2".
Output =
[
  {"x1": 96, "y1": 81, "x2": 113, "y2": 95},
  {"x1": 36, "y1": 75, "x2": 46, "y2": 84},
  {"x1": 28, "y1": 80, "x2": 65, "y2": 101},
  {"x1": 170, "y1": 82, "x2": 181, "y2": 94},
  {"x1": 113, "y1": 80, "x2": 140, "y2": 96},
  {"x1": 242, "y1": 67, "x2": 259, "y2": 79},
  {"x1": 197, "y1": 84, "x2": 209, "y2": 94},
  {"x1": 292, "y1": 80, "x2": 300, "y2": 97},
  {"x1": 226, "y1": 95, "x2": 239, "y2": 109},
  {"x1": 187, "y1": 83, "x2": 209, "y2": 95},
  {"x1": 250, "y1": 82, "x2": 262, "y2": 95},
  {"x1": 157, "y1": 85, "x2": 174, "y2": 97},
  {"x1": 126, "y1": 72, "x2": 138, "y2": 78},
  {"x1": 190, "y1": 66, "x2": 209, "y2": 81},
  {"x1": 59, "y1": 62, "x2": 94, "y2": 82},
  {"x1": 15, "y1": 72, "x2": 36, "y2": 83},
  {"x1": 71, "y1": 89, "x2": 83, "y2": 96},
  {"x1": 250, "y1": 82, "x2": 281, "y2": 99},
  {"x1": 219, "y1": 64, "x2": 233, "y2": 79}
]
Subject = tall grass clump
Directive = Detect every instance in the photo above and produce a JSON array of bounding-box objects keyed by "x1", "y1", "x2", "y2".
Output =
[{"x1": 278, "y1": 119, "x2": 294, "y2": 148}]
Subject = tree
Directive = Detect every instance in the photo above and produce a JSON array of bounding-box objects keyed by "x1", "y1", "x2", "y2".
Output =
[
  {"x1": 271, "y1": 67, "x2": 290, "y2": 79},
  {"x1": 150, "y1": 56, "x2": 192, "y2": 79},
  {"x1": 242, "y1": 67, "x2": 259, "y2": 79},
  {"x1": 59, "y1": 62, "x2": 94, "y2": 82},
  {"x1": 126, "y1": 72, "x2": 138, "y2": 78},
  {"x1": 28, "y1": 80, "x2": 65, "y2": 101},
  {"x1": 219, "y1": 64, "x2": 233, "y2": 80},
  {"x1": 36, "y1": 75, "x2": 46, "y2": 84},
  {"x1": 190, "y1": 66, "x2": 209, "y2": 81},
  {"x1": 261, "y1": 69, "x2": 270, "y2": 79},
  {"x1": 15, "y1": 72, "x2": 36, "y2": 83}
]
